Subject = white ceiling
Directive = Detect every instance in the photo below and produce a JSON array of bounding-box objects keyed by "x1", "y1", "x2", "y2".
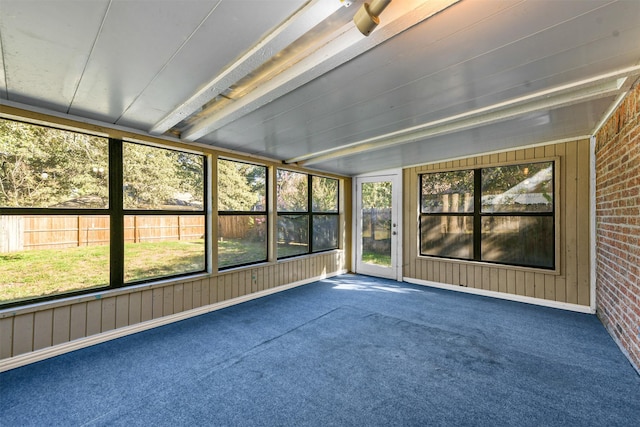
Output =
[{"x1": 1, "y1": 0, "x2": 639, "y2": 176}]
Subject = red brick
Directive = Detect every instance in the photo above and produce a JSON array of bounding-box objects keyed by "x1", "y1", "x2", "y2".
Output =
[{"x1": 596, "y1": 81, "x2": 640, "y2": 371}]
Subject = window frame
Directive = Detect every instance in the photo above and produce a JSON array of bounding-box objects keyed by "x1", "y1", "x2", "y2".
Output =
[
  {"x1": 419, "y1": 159, "x2": 558, "y2": 271},
  {"x1": 0, "y1": 121, "x2": 208, "y2": 308},
  {"x1": 276, "y1": 169, "x2": 340, "y2": 260},
  {"x1": 216, "y1": 157, "x2": 268, "y2": 270}
]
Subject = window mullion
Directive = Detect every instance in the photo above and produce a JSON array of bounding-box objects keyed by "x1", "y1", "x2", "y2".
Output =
[
  {"x1": 109, "y1": 138, "x2": 124, "y2": 288},
  {"x1": 473, "y1": 169, "x2": 482, "y2": 261}
]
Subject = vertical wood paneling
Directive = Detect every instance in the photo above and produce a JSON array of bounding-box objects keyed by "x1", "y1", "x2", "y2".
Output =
[
  {"x1": 173, "y1": 284, "x2": 184, "y2": 314},
  {"x1": 70, "y1": 303, "x2": 87, "y2": 341},
  {"x1": 544, "y1": 275, "x2": 556, "y2": 301},
  {"x1": 525, "y1": 272, "x2": 535, "y2": 297},
  {"x1": 128, "y1": 292, "x2": 142, "y2": 325},
  {"x1": 115, "y1": 295, "x2": 129, "y2": 329},
  {"x1": 33, "y1": 310, "x2": 53, "y2": 350},
  {"x1": 162, "y1": 286, "x2": 174, "y2": 316},
  {"x1": 474, "y1": 267, "x2": 482, "y2": 290},
  {"x1": 52, "y1": 306, "x2": 71, "y2": 346},
  {"x1": 141, "y1": 289, "x2": 153, "y2": 321},
  {"x1": 490, "y1": 268, "x2": 499, "y2": 292},
  {"x1": 555, "y1": 277, "x2": 567, "y2": 303},
  {"x1": 506, "y1": 270, "x2": 516, "y2": 294},
  {"x1": 0, "y1": 317, "x2": 13, "y2": 359},
  {"x1": 452, "y1": 263, "x2": 460, "y2": 285},
  {"x1": 86, "y1": 300, "x2": 102, "y2": 336},
  {"x1": 13, "y1": 314, "x2": 34, "y2": 355},
  {"x1": 498, "y1": 269, "x2": 507, "y2": 293},
  {"x1": 101, "y1": 297, "x2": 116, "y2": 332},
  {"x1": 209, "y1": 277, "x2": 217, "y2": 304},
  {"x1": 459, "y1": 263, "x2": 467, "y2": 286},
  {"x1": 152, "y1": 289, "x2": 163, "y2": 319},
  {"x1": 534, "y1": 273, "x2": 545, "y2": 299},
  {"x1": 183, "y1": 282, "x2": 193, "y2": 311},
  {"x1": 482, "y1": 267, "x2": 491, "y2": 291},
  {"x1": 515, "y1": 271, "x2": 525, "y2": 295}
]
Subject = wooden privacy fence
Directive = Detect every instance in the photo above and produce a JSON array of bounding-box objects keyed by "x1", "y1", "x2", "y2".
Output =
[{"x1": 0, "y1": 215, "x2": 207, "y2": 252}]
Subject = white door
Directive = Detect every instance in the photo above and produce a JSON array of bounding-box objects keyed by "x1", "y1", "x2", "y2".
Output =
[{"x1": 354, "y1": 172, "x2": 402, "y2": 280}]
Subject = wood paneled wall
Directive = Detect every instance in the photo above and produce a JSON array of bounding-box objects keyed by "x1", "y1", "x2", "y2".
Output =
[
  {"x1": 403, "y1": 140, "x2": 591, "y2": 306},
  {"x1": 0, "y1": 251, "x2": 347, "y2": 360}
]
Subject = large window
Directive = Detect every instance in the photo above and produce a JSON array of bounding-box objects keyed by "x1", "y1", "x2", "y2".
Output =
[
  {"x1": 0, "y1": 118, "x2": 207, "y2": 307},
  {"x1": 277, "y1": 170, "x2": 339, "y2": 258},
  {"x1": 420, "y1": 161, "x2": 555, "y2": 269},
  {"x1": 0, "y1": 119, "x2": 110, "y2": 305},
  {"x1": 217, "y1": 158, "x2": 267, "y2": 269},
  {"x1": 122, "y1": 142, "x2": 206, "y2": 283}
]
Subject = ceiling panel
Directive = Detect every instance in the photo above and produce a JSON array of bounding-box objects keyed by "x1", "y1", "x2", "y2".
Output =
[
  {"x1": 0, "y1": 0, "x2": 109, "y2": 111},
  {"x1": 202, "y1": 0, "x2": 639, "y2": 164},
  {"x1": 67, "y1": 0, "x2": 220, "y2": 122},
  {"x1": 308, "y1": 96, "x2": 617, "y2": 175},
  {"x1": 116, "y1": 0, "x2": 304, "y2": 129}
]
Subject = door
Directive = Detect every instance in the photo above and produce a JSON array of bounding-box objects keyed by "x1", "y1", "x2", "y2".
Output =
[{"x1": 354, "y1": 172, "x2": 402, "y2": 280}]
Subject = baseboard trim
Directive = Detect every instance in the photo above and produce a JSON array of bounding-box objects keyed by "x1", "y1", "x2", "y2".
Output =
[
  {"x1": 403, "y1": 277, "x2": 594, "y2": 314},
  {"x1": 0, "y1": 270, "x2": 347, "y2": 373}
]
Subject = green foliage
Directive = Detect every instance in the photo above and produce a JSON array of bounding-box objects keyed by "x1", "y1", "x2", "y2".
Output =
[
  {"x1": 362, "y1": 181, "x2": 392, "y2": 209},
  {"x1": 0, "y1": 119, "x2": 108, "y2": 208},
  {"x1": 312, "y1": 176, "x2": 338, "y2": 212},
  {"x1": 123, "y1": 142, "x2": 203, "y2": 209},
  {"x1": 0, "y1": 119, "x2": 204, "y2": 209},
  {"x1": 218, "y1": 159, "x2": 265, "y2": 211},
  {"x1": 277, "y1": 169, "x2": 307, "y2": 211}
]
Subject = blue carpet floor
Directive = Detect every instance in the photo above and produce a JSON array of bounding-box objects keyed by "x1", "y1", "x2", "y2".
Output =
[{"x1": 2, "y1": 274, "x2": 639, "y2": 426}]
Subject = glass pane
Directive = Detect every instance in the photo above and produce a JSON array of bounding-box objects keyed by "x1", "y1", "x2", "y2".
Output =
[
  {"x1": 0, "y1": 215, "x2": 109, "y2": 304},
  {"x1": 361, "y1": 182, "x2": 392, "y2": 267},
  {"x1": 124, "y1": 215, "x2": 205, "y2": 282},
  {"x1": 277, "y1": 214, "x2": 309, "y2": 257},
  {"x1": 420, "y1": 215, "x2": 473, "y2": 259},
  {"x1": 481, "y1": 216, "x2": 554, "y2": 268},
  {"x1": 312, "y1": 176, "x2": 338, "y2": 212},
  {"x1": 312, "y1": 214, "x2": 338, "y2": 252},
  {"x1": 218, "y1": 159, "x2": 266, "y2": 211},
  {"x1": 123, "y1": 143, "x2": 204, "y2": 210},
  {"x1": 277, "y1": 170, "x2": 308, "y2": 212},
  {"x1": 421, "y1": 170, "x2": 474, "y2": 213},
  {"x1": 482, "y1": 162, "x2": 553, "y2": 213},
  {"x1": 0, "y1": 118, "x2": 108, "y2": 208},
  {"x1": 218, "y1": 215, "x2": 267, "y2": 268}
]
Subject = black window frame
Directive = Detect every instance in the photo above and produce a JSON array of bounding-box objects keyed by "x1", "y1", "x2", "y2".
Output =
[
  {"x1": 217, "y1": 157, "x2": 268, "y2": 270},
  {"x1": 276, "y1": 169, "x2": 340, "y2": 259},
  {"x1": 0, "y1": 120, "x2": 208, "y2": 308},
  {"x1": 419, "y1": 160, "x2": 555, "y2": 270}
]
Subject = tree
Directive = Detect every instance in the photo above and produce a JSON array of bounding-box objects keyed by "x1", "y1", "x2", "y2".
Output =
[
  {"x1": 0, "y1": 119, "x2": 108, "y2": 208},
  {"x1": 217, "y1": 159, "x2": 265, "y2": 211}
]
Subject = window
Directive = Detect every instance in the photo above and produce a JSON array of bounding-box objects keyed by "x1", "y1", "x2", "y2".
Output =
[
  {"x1": 277, "y1": 170, "x2": 339, "y2": 258},
  {"x1": 420, "y1": 161, "x2": 555, "y2": 269},
  {"x1": 0, "y1": 119, "x2": 110, "y2": 305},
  {"x1": 122, "y1": 142, "x2": 206, "y2": 283},
  {"x1": 0, "y1": 118, "x2": 207, "y2": 307},
  {"x1": 217, "y1": 158, "x2": 267, "y2": 269}
]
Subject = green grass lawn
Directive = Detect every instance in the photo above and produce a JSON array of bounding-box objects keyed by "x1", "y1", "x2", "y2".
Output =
[
  {"x1": 0, "y1": 240, "x2": 205, "y2": 303},
  {"x1": 361, "y1": 251, "x2": 392, "y2": 267},
  {"x1": 1, "y1": 238, "x2": 320, "y2": 303}
]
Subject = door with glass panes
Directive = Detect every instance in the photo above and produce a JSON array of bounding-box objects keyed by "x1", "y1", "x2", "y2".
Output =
[{"x1": 355, "y1": 173, "x2": 401, "y2": 280}]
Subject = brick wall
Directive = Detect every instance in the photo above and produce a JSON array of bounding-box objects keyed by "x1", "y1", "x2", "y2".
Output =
[{"x1": 595, "y1": 80, "x2": 640, "y2": 372}]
